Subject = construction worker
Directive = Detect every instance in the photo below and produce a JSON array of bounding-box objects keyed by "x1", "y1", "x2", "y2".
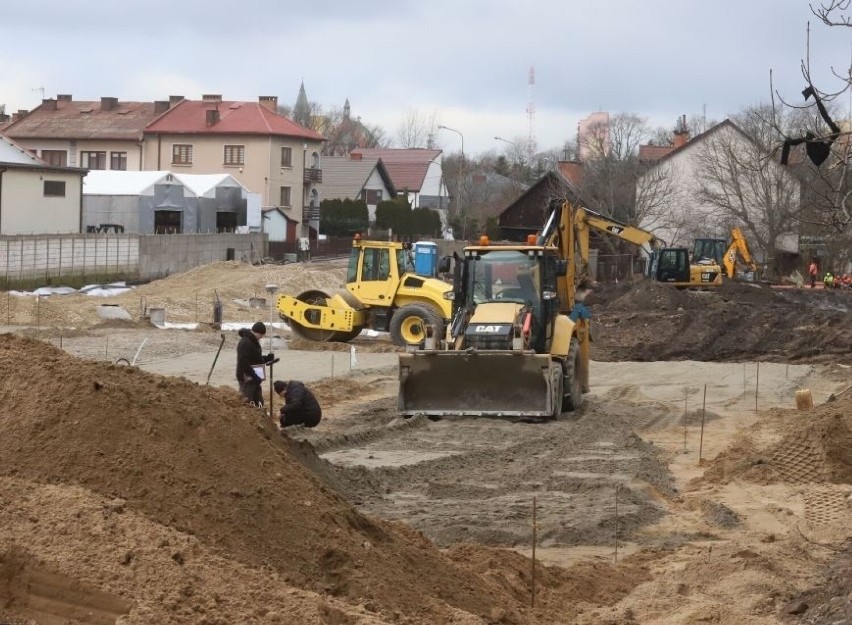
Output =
[
  {"x1": 808, "y1": 259, "x2": 819, "y2": 288},
  {"x1": 236, "y1": 322, "x2": 274, "y2": 406},
  {"x1": 273, "y1": 379, "x2": 322, "y2": 428},
  {"x1": 823, "y1": 272, "x2": 834, "y2": 289}
]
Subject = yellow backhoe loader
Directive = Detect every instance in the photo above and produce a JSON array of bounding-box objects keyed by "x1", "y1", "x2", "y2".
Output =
[
  {"x1": 692, "y1": 227, "x2": 759, "y2": 281},
  {"x1": 398, "y1": 199, "x2": 618, "y2": 419},
  {"x1": 276, "y1": 237, "x2": 453, "y2": 346}
]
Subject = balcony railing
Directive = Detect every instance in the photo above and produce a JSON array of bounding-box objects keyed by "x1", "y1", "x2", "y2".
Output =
[
  {"x1": 303, "y1": 167, "x2": 322, "y2": 183},
  {"x1": 302, "y1": 206, "x2": 320, "y2": 221}
]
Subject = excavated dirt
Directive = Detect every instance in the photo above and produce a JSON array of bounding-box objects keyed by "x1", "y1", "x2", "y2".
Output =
[
  {"x1": 1, "y1": 263, "x2": 851, "y2": 625},
  {"x1": 591, "y1": 279, "x2": 852, "y2": 364}
]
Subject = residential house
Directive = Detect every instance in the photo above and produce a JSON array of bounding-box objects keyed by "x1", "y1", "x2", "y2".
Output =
[
  {"x1": 143, "y1": 95, "x2": 325, "y2": 239},
  {"x1": 635, "y1": 119, "x2": 802, "y2": 268},
  {"x1": 0, "y1": 94, "x2": 175, "y2": 171},
  {"x1": 498, "y1": 170, "x2": 580, "y2": 241},
  {"x1": 348, "y1": 148, "x2": 447, "y2": 210},
  {"x1": 320, "y1": 156, "x2": 395, "y2": 224},
  {"x1": 82, "y1": 170, "x2": 255, "y2": 234},
  {"x1": 0, "y1": 135, "x2": 86, "y2": 234}
]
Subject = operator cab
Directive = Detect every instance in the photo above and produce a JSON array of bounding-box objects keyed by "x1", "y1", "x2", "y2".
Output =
[
  {"x1": 648, "y1": 248, "x2": 690, "y2": 284},
  {"x1": 692, "y1": 237, "x2": 726, "y2": 267}
]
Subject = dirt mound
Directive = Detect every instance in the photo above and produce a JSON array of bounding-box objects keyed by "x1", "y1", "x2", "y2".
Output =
[
  {"x1": 598, "y1": 279, "x2": 705, "y2": 312},
  {"x1": 694, "y1": 397, "x2": 852, "y2": 488},
  {"x1": 592, "y1": 283, "x2": 852, "y2": 364},
  {"x1": 6, "y1": 261, "x2": 349, "y2": 328},
  {"x1": 0, "y1": 333, "x2": 546, "y2": 623}
]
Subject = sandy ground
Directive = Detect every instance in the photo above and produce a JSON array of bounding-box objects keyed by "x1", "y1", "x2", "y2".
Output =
[{"x1": 0, "y1": 260, "x2": 850, "y2": 625}]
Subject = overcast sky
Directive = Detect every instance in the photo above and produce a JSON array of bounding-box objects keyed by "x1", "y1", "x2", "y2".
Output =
[{"x1": 1, "y1": 0, "x2": 849, "y2": 156}]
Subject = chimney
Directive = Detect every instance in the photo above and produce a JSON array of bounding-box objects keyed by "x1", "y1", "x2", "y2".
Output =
[
  {"x1": 12, "y1": 109, "x2": 28, "y2": 122},
  {"x1": 672, "y1": 114, "x2": 689, "y2": 149},
  {"x1": 41, "y1": 98, "x2": 57, "y2": 111},
  {"x1": 153, "y1": 100, "x2": 169, "y2": 115},
  {"x1": 100, "y1": 97, "x2": 118, "y2": 112},
  {"x1": 169, "y1": 95, "x2": 184, "y2": 105},
  {"x1": 258, "y1": 96, "x2": 278, "y2": 112},
  {"x1": 57, "y1": 94, "x2": 72, "y2": 102},
  {"x1": 206, "y1": 109, "x2": 220, "y2": 126},
  {"x1": 350, "y1": 152, "x2": 363, "y2": 161},
  {"x1": 202, "y1": 94, "x2": 222, "y2": 102}
]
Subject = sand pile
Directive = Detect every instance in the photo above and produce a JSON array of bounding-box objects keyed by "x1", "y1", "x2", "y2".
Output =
[
  {"x1": 0, "y1": 333, "x2": 546, "y2": 624},
  {"x1": 694, "y1": 396, "x2": 852, "y2": 487},
  {"x1": 6, "y1": 261, "x2": 349, "y2": 328}
]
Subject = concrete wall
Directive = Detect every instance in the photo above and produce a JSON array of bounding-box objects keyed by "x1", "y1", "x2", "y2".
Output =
[
  {"x1": 0, "y1": 234, "x2": 138, "y2": 286},
  {"x1": 0, "y1": 232, "x2": 267, "y2": 288},
  {"x1": 138, "y1": 232, "x2": 265, "y2": 280}
]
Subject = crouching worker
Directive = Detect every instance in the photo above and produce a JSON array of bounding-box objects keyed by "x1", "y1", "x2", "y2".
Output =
[{"x1": 273, "y1": 380, "x2": 322, "y2": 428}]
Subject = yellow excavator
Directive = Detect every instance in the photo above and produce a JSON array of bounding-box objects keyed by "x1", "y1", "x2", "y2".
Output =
[
  {"x1": 398, "y1": 198, "x2": 665, "y2": 419},
  {"x1": 276, "y1": 237, "x2": 453, "y2": 346},
  {"x1": 692, "y1": 227, "x2": 759, "y2": 281}
]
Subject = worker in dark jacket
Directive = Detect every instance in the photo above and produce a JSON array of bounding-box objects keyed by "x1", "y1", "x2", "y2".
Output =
[
  {"x1": 273, "y1": 380, "x2": 322, "y2": 428},
  {"x1": 236, "y1": 321, "x2": 274, "y2": 406}
]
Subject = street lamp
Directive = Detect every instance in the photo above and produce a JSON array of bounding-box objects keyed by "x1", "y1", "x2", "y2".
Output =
[
  {"x1": 438, "y1": 124, "x2": 465, "y2": 239},
  {"x1": 494, "y1": 136, "x2": 516, "y2": 147}
]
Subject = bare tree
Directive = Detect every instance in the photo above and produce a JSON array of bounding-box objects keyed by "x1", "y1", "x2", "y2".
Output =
[
  {"x1": 396, "y1": 108, "x2": 438, "y2": 148},
  {"x1": 772, "y1": 2, "x2": 852, "y2": 232},
  {"x1": 634, "y1": 161, "x2": 690, "y2": 246},
  {"x1": 692, "y1": 111, "x2": 801, "y2": 270},
  {"x1": 577, "y1": 113, "x2": 651, "y2": 222}
]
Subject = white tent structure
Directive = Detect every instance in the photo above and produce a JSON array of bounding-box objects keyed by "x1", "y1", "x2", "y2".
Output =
[{"x1": 83, "y1": 171, "x2": 253, "y2": 234}]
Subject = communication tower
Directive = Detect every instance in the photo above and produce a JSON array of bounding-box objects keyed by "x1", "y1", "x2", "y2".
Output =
[{"x1": 526, "y1": 65, "x2": 536, "y2": 162}]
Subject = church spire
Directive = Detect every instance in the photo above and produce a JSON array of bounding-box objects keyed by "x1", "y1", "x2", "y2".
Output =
[{"x1": 293, "y1": 80, "x2": 311, "y2": 128}]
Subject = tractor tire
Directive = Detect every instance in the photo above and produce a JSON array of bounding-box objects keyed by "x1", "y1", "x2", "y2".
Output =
[
  {"x1": 548, "y1": 362, "x2": 564, "y2": 420},
  {"x1": 561, "y1": 337, "x2": 584, "y2": 413},
  {"x1": 389, "y1": 303, "x2": 444, "y2": 347}
]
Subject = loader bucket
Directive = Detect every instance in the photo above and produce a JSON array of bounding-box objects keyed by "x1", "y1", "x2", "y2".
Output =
[{"x1": 398, "y1": 350, "x2": 558, "y2": 418}]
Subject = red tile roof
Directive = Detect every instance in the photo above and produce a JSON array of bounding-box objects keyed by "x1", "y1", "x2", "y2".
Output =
[
  {"x1": 145, "y1": 100, "x2": 324, "y2": 141},
  {"x1": 638, "y1": 144, "x2": 675, "y2": 162},
  {"x1": 2, "y1": 99, "x2": 161, "y2": 141},
  {"x1": 349, "y1": 148, "x2": 441, "y2": 192}
]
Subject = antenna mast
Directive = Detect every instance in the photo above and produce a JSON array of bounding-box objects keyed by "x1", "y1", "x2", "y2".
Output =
[{"x1": 526, "y1": 64, "x2": 536, "y2": 163}]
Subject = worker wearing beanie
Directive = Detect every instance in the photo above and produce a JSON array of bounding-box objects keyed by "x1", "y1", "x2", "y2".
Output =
[
  {"x1": 235, "y1": 321, "x2": 274, "y2": 406},
  {"x1": 274, "y1": 379, "x2": 322, "y2": 428}
]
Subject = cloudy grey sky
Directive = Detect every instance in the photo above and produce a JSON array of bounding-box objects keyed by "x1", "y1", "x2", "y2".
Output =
[{"x1": 1, "y1": 0, "x2": 849, "y2": 156}]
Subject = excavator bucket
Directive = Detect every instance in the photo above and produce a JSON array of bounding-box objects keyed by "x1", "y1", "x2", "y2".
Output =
[{"x1": 398, "y1": 351, "x2": 559, "y2": 418}]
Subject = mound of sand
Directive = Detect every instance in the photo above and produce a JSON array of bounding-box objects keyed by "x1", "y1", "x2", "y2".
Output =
[
  {"x1": 0, "y1": 334, "x2": 529, "y2": 623},
  {"x1": 6, "y1": 261, "x2": 349, "y2": 329},
  {"x1": 694, "y1": 397, "x2": 852, "y2": 487}
]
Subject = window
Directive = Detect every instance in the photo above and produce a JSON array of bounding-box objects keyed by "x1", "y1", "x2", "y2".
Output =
[
  {"x1": 43, "y1": 180, "x2": 66, "y2": 197},
  {"x1": 172, "y1": 144, "x2": 193, "y2": 165},
  {"x1": 110, "y1": 151, "x2": 127, "y2": 170},
  {"x1": 80, "y1": 151, "x2": 106, "y2": 170},
  {"x1": 224, "y1": 145, "x2": 244, "y2": 166},
  {"x1": 41, "y1": 150, "x2": 67, "y2": 167},
  {"x1": 279, "y1": 186, "x2": 292, "y2": 207},
  {"x1": 364, "y1": 189, "x2": 383, "y2": 204},
  {"x1": 280, "y1": 146, "x2": 292, "y2": 167},
  {"x1": 361, "y1": 248, "x2": 391, "y2": 281}
]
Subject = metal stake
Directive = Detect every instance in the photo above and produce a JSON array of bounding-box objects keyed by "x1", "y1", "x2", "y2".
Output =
[
  {"x1": 699, "y1": 384, "x2": 707, "y2": 463},
  {"x1": 531, "y1": 496, "x2": 537, "y2": 608}
]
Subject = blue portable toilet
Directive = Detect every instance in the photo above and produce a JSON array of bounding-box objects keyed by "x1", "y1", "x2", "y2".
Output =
[{"x1": 414, "y1": 240, "x2": 438, "y2": 277}]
